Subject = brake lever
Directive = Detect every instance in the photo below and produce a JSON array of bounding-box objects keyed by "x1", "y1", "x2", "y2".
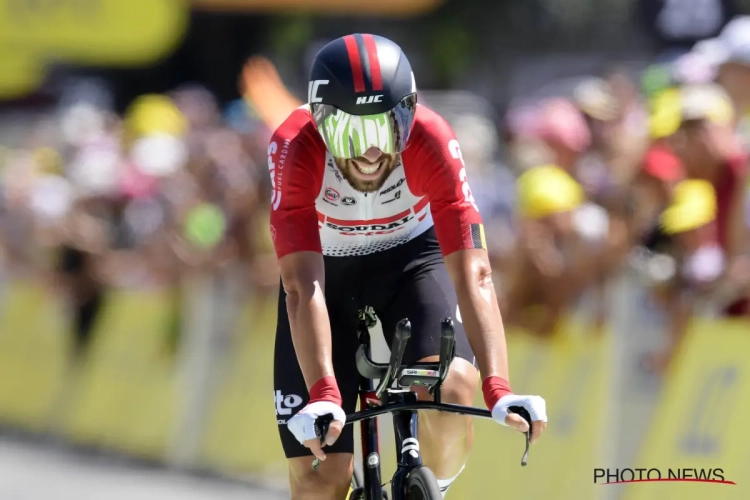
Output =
[
  {"x1": 311, "y1": 414, "x2": 334, "y2": 472},
  {"x1": 507, "y1": 406, "x2": 533, "y2": 466}
]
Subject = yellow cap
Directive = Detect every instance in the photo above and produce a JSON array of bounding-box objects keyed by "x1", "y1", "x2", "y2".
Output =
[
  {"x1": 124, "y1": 94, "x2": 186, "y2": 137},
  {"x1": 649, "y1": 84, "x2": 735, "y2": 139},
  {"x1": 660, "y1": 179, "x2": 717, "y2": 234},
  {"x1": 649, "y1": 88, "x2": 682, "y2": 139},
  {"x1": 516, "y1": 164, "x2": 585, "y2": 219}
]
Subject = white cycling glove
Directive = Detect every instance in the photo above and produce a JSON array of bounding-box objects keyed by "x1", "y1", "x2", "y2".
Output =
[
  {"x1": 287, "y1": 401, "x2": 347, "y2": 445},
  {"x1": 491, "y1": 394, "x2": 548, "y2": 426}
]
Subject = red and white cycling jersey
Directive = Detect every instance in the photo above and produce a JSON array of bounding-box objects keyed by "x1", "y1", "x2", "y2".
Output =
[{"x1": 269, "y1": 104, "x2": 486, "y2": 258}]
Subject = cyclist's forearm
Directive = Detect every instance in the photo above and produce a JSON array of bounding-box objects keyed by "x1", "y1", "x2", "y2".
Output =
[
  {"x1": 286, "y1": 284, "x2": 336, "y2": 389},
  {"x1": 445, "y1": 249, "x2": 510, "y2": 382},
  {"x1": 278, "y1": 251, "x2": 336, "y2": 393}
]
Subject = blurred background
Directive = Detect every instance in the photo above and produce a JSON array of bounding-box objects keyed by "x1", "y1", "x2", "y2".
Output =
[{"x1": 1, "y1": 0, "x2": 750, "y2": 498}]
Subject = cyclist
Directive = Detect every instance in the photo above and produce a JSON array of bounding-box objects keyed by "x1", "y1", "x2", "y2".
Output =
[{"x1": 270, "y1": 34, "x2": 548, "y2": 499}]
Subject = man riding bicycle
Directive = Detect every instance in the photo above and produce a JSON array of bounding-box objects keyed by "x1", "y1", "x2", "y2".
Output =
[{"x1": 269, "y1": 34, "x2": 548, "y2": 499}]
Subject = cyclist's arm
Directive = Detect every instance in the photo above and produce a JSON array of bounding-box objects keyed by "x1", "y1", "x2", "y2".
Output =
[
  {"x1": 278, "y1": 252, "x2": 336, "y2": 388},
  {"x1": 269, "y1": 110, "x2": 341, "y2": 403},
  {"x1": 403, "y1": 109, "x2": 511, "y2": 408},
  {"x1": 444, "y1": 248, "x2": 509, "y2": 384}
]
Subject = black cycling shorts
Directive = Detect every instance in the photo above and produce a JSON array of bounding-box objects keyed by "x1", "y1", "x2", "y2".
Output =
[{"x1": 273, "y1": 227, "x2": 476, "y2": 459}]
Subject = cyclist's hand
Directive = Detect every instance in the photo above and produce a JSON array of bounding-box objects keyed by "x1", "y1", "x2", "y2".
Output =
[
  {"x1": 491, "y1": 394, "x2": 548, "y2": 444},
  {"x1": 287, "y1": 401, "x2": 346, "y2": 461}
]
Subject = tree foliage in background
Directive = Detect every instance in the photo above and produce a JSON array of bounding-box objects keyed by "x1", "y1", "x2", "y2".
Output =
[
  {"x1": 269, "y1": 14, "x2": 314, "y2": 60},
  {"x1": 428, "y1": 17, "x2": 476, "y2": 87}
]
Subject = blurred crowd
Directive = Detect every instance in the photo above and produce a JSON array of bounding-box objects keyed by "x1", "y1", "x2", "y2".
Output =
[
  {"x1": 4, "y1": 18, "x2": 750, "y2": 378},
  {"x1": 0, "y1": 62, "x2": 282, "y2": 362},
  {"x1": 496, "y1": 15, "x2": 750, "y2": 373}
]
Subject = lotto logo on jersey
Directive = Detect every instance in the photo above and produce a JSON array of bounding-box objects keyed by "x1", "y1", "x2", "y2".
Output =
[
  {"x1": 325, "y1": 187, "x2": 340, "y2": 202},
  {"x1": 275, "y1": 390, "x2": 303, "y2": 417}
]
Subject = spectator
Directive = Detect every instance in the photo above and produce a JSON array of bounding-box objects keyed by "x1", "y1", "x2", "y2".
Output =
[
  {"x1": 501, "y1": 164, "x2": 610, "y2": 336},
  {"x1": 641, "y1": 179, "x2": 721, "y2": 372}
]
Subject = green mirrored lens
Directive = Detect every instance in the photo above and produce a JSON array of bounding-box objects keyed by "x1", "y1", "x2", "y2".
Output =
[{"x1": 323, "y1": 111, "x2": 394, "y2": 158}]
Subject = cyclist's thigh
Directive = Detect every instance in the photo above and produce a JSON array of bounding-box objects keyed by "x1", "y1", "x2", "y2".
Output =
[
  {"x1": 380, "y1": 258, "x2": 475, "y2": 366},
  {"x1": 273, "y1": 279, "x2": 361, "y2": 459}
]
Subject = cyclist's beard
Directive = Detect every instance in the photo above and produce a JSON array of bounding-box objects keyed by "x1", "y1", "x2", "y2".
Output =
[{"x1": 334, "y1": 155, "x2": 399, "y2": 193}]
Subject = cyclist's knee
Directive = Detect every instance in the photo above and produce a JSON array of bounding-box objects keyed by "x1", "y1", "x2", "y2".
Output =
[
  {"x1": 441, "y1": 358, "x2": 478, "y2": 405},
  {"x1": 413, "y1": 357, "x2": 478, "y2": 406},
  {"x1": 288, "y1": 453, "x2": 352, "y2": 499}
]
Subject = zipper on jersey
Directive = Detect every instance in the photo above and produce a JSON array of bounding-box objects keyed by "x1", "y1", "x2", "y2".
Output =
[{"x1": 363, "y1": 189, "x2": 373, "y2": 246}]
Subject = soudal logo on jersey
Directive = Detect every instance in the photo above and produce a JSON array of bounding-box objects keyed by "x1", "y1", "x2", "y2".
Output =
[
  {"x1": 325, "y1": 187, "x2": 340, "y2": 201},
  {"x1": 380, "y1": 178, "x2": 405, "y2": 196},
  {"x1": 326, "y1": 214, "x2": 414, "y2": 234},
  {"x1": 356, "y1": 95, "x2": 383, "y2": 105}
]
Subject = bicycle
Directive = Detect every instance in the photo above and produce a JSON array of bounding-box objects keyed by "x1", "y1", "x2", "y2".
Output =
[{"x1": 313, "y1": 307, "x2": 533, "y2": 500}]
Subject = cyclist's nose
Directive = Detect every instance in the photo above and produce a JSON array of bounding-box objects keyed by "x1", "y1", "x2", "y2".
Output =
[{"x1": 361, "y1": 147, "x2": 382, "y2": 163}]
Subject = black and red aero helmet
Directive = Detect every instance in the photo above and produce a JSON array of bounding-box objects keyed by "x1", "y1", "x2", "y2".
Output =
[{"x1": 308, "y1": 34, "x2": 418, "y2": 159}]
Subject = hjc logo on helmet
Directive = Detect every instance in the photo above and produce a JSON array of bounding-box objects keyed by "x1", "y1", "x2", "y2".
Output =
[{"x1": 356, "y1": 95, "x2": 384, "y2": 105}]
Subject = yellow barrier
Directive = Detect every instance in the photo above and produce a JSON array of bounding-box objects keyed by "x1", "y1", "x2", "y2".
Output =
[
  {"x1": 0, "y1": 280, "x2": 68, "y2": 431},
  {"x1": 61, "y1": 288, "x2": 179, "y2": 460},
  {"x1": 624, "y1": 319, "x2": 750, "y2": 500},
  {"x1": 199, "y1": 293, "x2": 287, "y2": 475},
  {"x1": 451, "y1": 325, "x2": 610, "y2": 500},
  {"x1": 0, "y1": 277, "x2": 611, "y2": 496}
]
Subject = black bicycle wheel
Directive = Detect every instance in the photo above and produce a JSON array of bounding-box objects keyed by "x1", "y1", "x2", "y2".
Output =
[
  {"x1": 404, "y1": 467, "x2": 442, "y2": 500},
  {"x1": 348, "y1": 487, "x2": 365, "y2": 500}
]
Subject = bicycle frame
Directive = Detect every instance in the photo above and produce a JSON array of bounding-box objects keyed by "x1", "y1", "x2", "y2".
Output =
[
  {"x1": 317, "y1": 310, "x2": 532, "y2": 500},
  {"x1": 356, "y1": 318, "x2": 386, "y2": 500},
  {"x1": 352, "y1": 312, "x2": 498, "y2": 500}
]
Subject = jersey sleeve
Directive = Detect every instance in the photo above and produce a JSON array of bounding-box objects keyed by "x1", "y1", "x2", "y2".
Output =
[
  {"x1": 402, "y1": 107, "x2": 485, "y2": 256},
  {"x1": 268, "y1": 109, "x2": 326, "y2": 259}
]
